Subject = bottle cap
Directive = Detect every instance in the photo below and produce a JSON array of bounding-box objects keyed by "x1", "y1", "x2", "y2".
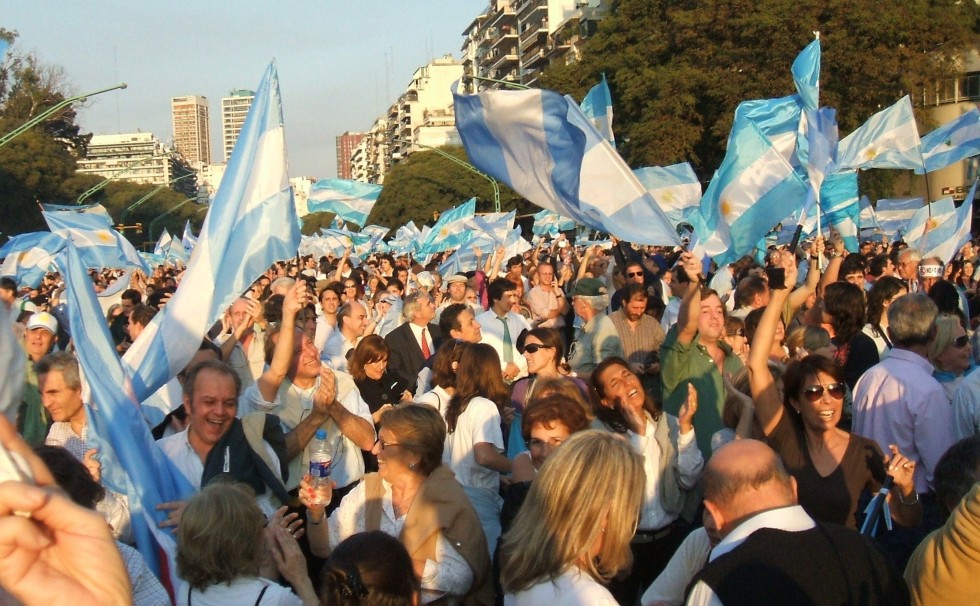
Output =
[{"x1": 315, "y1": 429, "x2": 328, "y2": 440}]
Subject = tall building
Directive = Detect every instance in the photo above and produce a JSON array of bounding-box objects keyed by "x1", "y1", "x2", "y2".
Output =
[
  {"x1": 76, "y1": 132, "x2": 196, "y2": 197},
  {"x1": 221, "y1": 89, "x2": 255, "y2": 162},
  {"x1": 170, "y1": 95, "x2": 211, "y2": 169},
  {"x1": 335, "y1": 132, "x2": 365, "y2": 179}
]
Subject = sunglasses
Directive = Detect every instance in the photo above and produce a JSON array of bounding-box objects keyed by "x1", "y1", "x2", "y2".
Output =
[
  {"x1": 802, "y1": 383, "x2": 845, "y2": 403},
  {"x1": 522, "y1": 343, "x2": 554, "y2": 354},
  {"x1": 954, "y1": 335, "x2": 970, "y2": 348},
  {"x1": 626, "y1": 271, "x2": 644, "y2": 278},
  {"x1": 727, "y1": 329, "x2": 745, "y2": 337}
]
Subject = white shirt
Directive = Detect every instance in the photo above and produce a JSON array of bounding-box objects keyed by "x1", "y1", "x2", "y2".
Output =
[
  {"x1": 415, "y1": 385, "x2": 452, "y2": 415},
  {"x1": 661, "y1": 297, "x2": 682, "y2": 333},
  {"x1": 408, "y1": 321, "x2": 435, "y2": 357},
  {"x1": 476, "y1": 309, "x2": 530, "y2": 376},
  {"x1": 629, "y1": 414, "x2": 703, "y2": 530},
  {"x1": 505, "y1": 567, "x2": 617, "y2": 606},
  {"x1": 642, "y1": 528, "x2": 712, "y2": 606},
  {"x1": 156, "y1": 427, "x2": 282, "y2": 517},
  {"x1": 952, "y1": 368, "x2": 980, "y2": 439},
  {"x1": 314, "y1": 316, "x2": 335, "y2": 352},
  {"x1": 321, "y1": 329, "x2": 357, "y2": 372},
  {"x1": 177, "y1": 577, "x2": 302, "y2": 606},
  {"x1": 685, "y1": 506, "x2": 815, "y2": 606},
  {"x1": 852, "y1": 348, "x2": 957, "y2": 493},
  {"x1": 443, "y1": 396, "x2": 505, "y2": 493}
]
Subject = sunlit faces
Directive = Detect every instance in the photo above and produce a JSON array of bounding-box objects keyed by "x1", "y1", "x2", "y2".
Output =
[
  {"x1": 698, "y1": 294, "x2": 726, "y2": 341},
  {"x1": 793, "y1": 371, "x2": 844, "y2": 431},
  {"x1": 935, "y1": 324, "x2": 972, "y2": 375},
  {"x1": 415, "y1": 295, "x2": 436, "y2": 325},
  {"x1": 363, "y1": 356, "x2": 388, "y2": 381},
  {"x1": 37, "y1": 370, "x2": 84, "y2": 425},
  {"x1": 448, "y1": 281, "x2": 467, "y2": 301},
  {"x1": 451, "y1": 309, "x2": 482, "y2": 343},
  {"x1": 24, "y1": 327, "x2": 56, "y2": 361},
  {"x1": 623, "y1": 296, "x2": 647, "y2": 322},
  {"x1": 229, "y1": 299, "x2": 250, "y2": 329},
  {"x1": 185, "y1": 368, "x2": 238, "y2": 452},
  {"x1": 320, "y1": 289, "x2": 340, "y2": 315},
  {"x1": 344, "y1": 303, "x2": 370, "y2": 337},
  {"x1": 284, "y1": 329, "x2": 322, "y2": 380},
  {"x1": 371, "y1": 428, "x2": 416, "y2": 483},
  {"x1": 527, "y1": 421, "x2": 571, "y2": 470},
  {"x1": 596, "y1": 363, "x2": 644, "y2": 411},
  {"x1": 537, "y1": 265, "x2": 555, "y2": 286},
  {"x1": 522, "y1": 336, "x2": 557, "y2": 375}
]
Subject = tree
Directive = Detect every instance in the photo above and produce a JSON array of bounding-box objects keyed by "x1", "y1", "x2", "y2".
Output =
[
  {"x1": 541, "y1": 0, "x2": 979, "y2": 201},
  {"x1": 367, "y1": 145, "x2": 531, "y2": 227}
]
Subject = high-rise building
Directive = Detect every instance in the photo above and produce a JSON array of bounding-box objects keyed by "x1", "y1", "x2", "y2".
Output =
[
  {"x1": 170, "y1": 95, "x2": 211, "y2": 169},
  {"x1": 76, "y1": 133, "x2": 196, "y2": 197},
  {"x1": 221, "y1": 89, "x2": 255, "y2": 162},
  {"x1": 336, "y1": 132, "x2": 365, "y2": 179}
]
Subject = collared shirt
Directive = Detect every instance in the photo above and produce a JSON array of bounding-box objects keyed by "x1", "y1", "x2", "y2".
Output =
[
  {"x1": 476, "y1": 310, "x2": 531, "y2": 376},
  {"x1": 241, "y1": 371, "x2": 373, "y2": 490},
  {"x1": 526, "y1": 285, "x2": 565, "y2": 329},
  {"x1": 660, "y1": 325, "x2": 744, "y2": 460},
  {"x1": 852, "y1": 348, "x2": 957, "y2": 493},
  {"x1": 568, "y1": 312, "x2": 624, "y2": 374},
  {"x1": 686, "y1": 506, "x2": 816, "y2": 606},
  {"x1": 321, "y1": 330, "x2": 357, "y2": 373},
  {"x1": 156, "y1": 427, "x2": 282, "y2": 517},
  {"x1": 215, "y1": 331, "x2": 266, "y2": 390},
  {"x1": 630, "y1": 414, "x2": 702, "y2": 530},
  {"x1": 610, "y1": 309, "x2": 665, "y2": 368},
  {"x1": 953, "y1": 368, "x2": 980, "y2": 439},
  {"x1": 408, "y1": 322, "x2": 435, "y2": 357}
]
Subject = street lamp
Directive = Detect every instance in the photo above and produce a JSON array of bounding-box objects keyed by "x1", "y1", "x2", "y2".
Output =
[
  {"x1": 0, "y1": 83, "x2": 128, "y2": 148},
  {"x1": 465, "y1": 74, "x2": 530, "y2": 91},
  {"x1": 149, "y1": 197, "x2": 197, "y2": 242},
  {"x1": 391, "y1": 137, "x2": 501, "y2": 213},
  {"x1": 120, "y1": 173, "x2": 196, "y2": 225},
  {"x1": 76, "y1": 151, "x2": 173, "y2": 205}
]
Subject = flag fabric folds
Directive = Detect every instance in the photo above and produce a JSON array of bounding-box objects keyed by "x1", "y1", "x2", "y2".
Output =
[
  {"x1": 632, "y1": 162, "x2": 703, "y2": 227},
  {"x1": 0, "y1": 232, "x2": 66, "y2": 287},
  {"x1": 307, "y1": 178, "x2": 382, "y2": 227},
  {"x1": 417, "y1": 198, "x2": 476, "y2": 255},
  {"x1": 874, "y1": 197, "x2": 923, "y2": 240},
  {"x1": 792, "y1": 37, "x2": 821, "y2": 112},
  {"x1": 818, "y1": 171, "x2": 861, "y2": 252},
  {"x1": 906, "y1": 180, "x2": 978, "y2": 264},
  {"x1": 40, "y1": 202, "x2": 114, "y2": 232},
  {"x1": 123, "y1": 62, "x2": 301, "y2": 402},
  {"x1": 836, "y1": 96, "x2": 922, "y2": 171},
  {"x1": 453, "y1": 84, "x2": 680, "y2": 246},
  {"x1": 531, "y1": 209, "x2": 575, "y2": 236},
  {"x1": 56, "y1": 227, "x2": 150, "y2": 273},
  {"x1": 580, "y1": 74, "x2": 615, "y2": 147},
  {"x1": 181, "y1": 220, "x2": 198, "y2": 252},
  {"x1": 59, "y1": 242, "x2": 194, "y2": 588},
  {"x1": 917, "y1": 107, "x2": 980, "y2": 174}
]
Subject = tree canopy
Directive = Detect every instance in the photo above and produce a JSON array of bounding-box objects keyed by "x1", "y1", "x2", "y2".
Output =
[
  {"x1": 541, "y1": 0, "x2": 979, "y2": 200},
  {"x1": 366, "y1": 145, "x2": 532, "y2": 228}
]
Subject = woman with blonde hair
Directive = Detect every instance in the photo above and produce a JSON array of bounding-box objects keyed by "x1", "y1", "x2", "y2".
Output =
[
  {"x1": 928, "y1": 313, "x2": 975, "y2": 402},
  {"x1": 500, "y1": 430, "x2": 644, "y2": 605}
]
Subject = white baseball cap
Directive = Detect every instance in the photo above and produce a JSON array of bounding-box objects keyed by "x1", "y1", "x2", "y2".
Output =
[{"x1": 27, "y1": 312, "x2": 58, "y2": 335}]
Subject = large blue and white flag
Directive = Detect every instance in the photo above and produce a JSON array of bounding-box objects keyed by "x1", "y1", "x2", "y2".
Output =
[
  {"x1": 819, "y1": 171, "x2": 861, "y2": 252},
  {"x1": 792, "y1": 37, "x2": 821, "y2": 112},
  {"x1": 906, "y1": 180, "x2": 978, "y2": 263},
  {"x1": 0, "y1": 232, "x2": 67, "y2": 287},
  {"x1": 798, "y1": 107, "x2": 839, "y2": 227},
  {"x1": 531, "y1": 209, "x2": 576, "y2": 236},
  {"x1": 875, "y1": 197, "x2": 923, "y2": 240},
  {"x1": 307, "y1": 178, "x2": 382, "y2": 227},
  {"x1": 438, "y1": 226, "x2": 530, "y2": 276},
  {"x1": 632, "y1": 162, "x2": 702, "y2": 227},
  {"x1": 837, "y1": 96, "x2": 922, "y2": 171},
  {"x1": 41, "y1": 202, "x2": 114, "y2": 232},
  {"x1": 917, "y1": 107, "x2": 980, "y2": 174},
  {"x1": 696, "y1": 117, "x2": 809, "y2": 265},
  {"x1": 55, "y1": 227, "x2": 150, "y2": 273},
  {"x1": 153, "y1": 229, "x2": 173, "y2": 257},
  {"x1": 58, "y1": 242, "x2": 194, "y2": 590},
  {"x1": 454, "y1": 84, "x2": 680, "y2": 246},
  {"x1": 123, "y1": 62, "x2": 301, "y2": 402},
  {"x1": 465, "y1": 210, "x2": 516, "y2": 244},
  {"x1": 731, "y1": 95, "x2": 803, "y2": 164},
  {"x1": 580, "y1": 74, "x2": 615, "y2": 147},
  {"x1": 418, "y1": 198, "x2": 476, "y2": 255},
  {"x1": 181, "y1": 220, "x2": 198, "y2": 252},
  {"x1": 389, "y1": 221, "x2": 422, "y2": 255},
  {"x1": 903, "y1": 197, "x2": 956, "y2": 247}
]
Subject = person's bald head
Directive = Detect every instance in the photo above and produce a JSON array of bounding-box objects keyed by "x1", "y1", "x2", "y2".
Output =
[{"x1": 702, "y1": 440, "x2": 797, "y2": 541}]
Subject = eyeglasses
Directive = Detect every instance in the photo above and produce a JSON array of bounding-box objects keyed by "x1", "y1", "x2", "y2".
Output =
[
  {"x1": 344, "y1": 284, "x2": 357, "y2": 289},
  {"x1": 727, "y1": 329, "x2": 745, "y2": 337},
  {"x1": 801, "y1": 382, "x2": 845, "y2": 402},
  {"x1": 522, "y1": 343, "x2": 554, "y2": 354},
  {"x1": 526, "y1": 437, "x2": 564, "y2": 449},
  {"x1": 626, "y1": 271, "x2": 644, "y2": 278},
  {"x1": 375, "y1": 437, "x2": 399, "y2": 450},
  {"x1": 954, "y1": 335, "x2": 970, "y2": 348}
]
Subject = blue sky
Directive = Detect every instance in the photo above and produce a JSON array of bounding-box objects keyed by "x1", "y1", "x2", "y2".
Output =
[{"x1": 1, "y1": 1, "x2": 486, "y2": 177}]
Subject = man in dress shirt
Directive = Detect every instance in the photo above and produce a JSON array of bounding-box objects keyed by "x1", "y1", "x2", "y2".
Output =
[
  {"x1": 321, "y1": 301, "x2": 369, "y2": 372},
  {"x1": 896, "y1": 247, "x2": 922, "y2": 293},
  {"x1": 526, "y1": 262, "x2": 568, "y2": 330},
  {"x1": 384, "y1": 291, "x2": 442, "y2": 394},
  {"x1": 476, "y1": 278, "x2": 531, "y2": 382},
  {"x1": 610, "y1": 283, "x2": 665, "y2": 390},
  {"x1": 686, "y1": 440, "x2": 908, "y2": 605}
]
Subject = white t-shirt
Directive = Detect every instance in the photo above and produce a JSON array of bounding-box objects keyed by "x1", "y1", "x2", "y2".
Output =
[
  {"x1": 504, "y1": 567, "x2": 617, "y2": 606},
  {"x1": 443, "y1": 396, "x2": 504, "y2": 493},
  {"x1": 177, "y1": 577, "x2": 302, "y2": 606}
]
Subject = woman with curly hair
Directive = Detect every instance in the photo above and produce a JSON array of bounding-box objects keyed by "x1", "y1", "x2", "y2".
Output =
[{"x1": 822, "y1": 281, "x2": 879, "y2": 389}]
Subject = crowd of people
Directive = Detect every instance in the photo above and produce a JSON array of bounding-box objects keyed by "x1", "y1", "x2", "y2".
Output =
[{"x1": 2, "y1": 229, "x2": 980, "y2": 605}]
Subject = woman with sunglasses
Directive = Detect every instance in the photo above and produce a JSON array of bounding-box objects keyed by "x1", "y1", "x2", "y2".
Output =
[
  {"x1": 749, "y1": 250, "x2": 921, "y2": 529},
  {"x1": 928, "y1": 313, "x2": 975, "y2": 403}
]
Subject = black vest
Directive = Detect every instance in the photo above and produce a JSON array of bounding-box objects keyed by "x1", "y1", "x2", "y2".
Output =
[{"x1": 686, "y1": 523, "x2": 910, "y2": 605}]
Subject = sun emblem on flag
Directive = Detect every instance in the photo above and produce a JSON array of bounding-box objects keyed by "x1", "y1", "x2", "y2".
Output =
[
  {"x1": 17, "y1": 251, "x2": 28, "y2": 263},
  {"x1": 439, "y1": 227, "x2": 450, "y2": 238},
  {"x1": 661, "y1": 189, "x2": 676, "y2": 204},
  {"x1": 96, "y1": 230, "x2": 114, "y2": 244},
  {"x1": 864, "y1": 147, "x2": 879, "y2": 162},
  {"x1": 720, "y1": 199, "x2": 733, "y2": 218},
  {"x1": 926, "y1": 218, "x2": 939, "y2": 232}
]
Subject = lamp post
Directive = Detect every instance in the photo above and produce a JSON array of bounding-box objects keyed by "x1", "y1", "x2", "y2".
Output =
[
  {"x1": 149, "y1": 197, "x2": 197, "y2": 242},
  {"x1": 120, "y1": 173, "x2": 196, "y2": 225},
  {"x1": 76, "y1": 151, "x2": 172, "y2": 205},
  {"x1": 0, "y1": 83, "x2": 128, "y2": 148},
  {"x1": 391, "y1": 137, "x2": 501, "y2": 213},
  {"x1": 465, "y1": 74, "x2": 530, "y2": 91}
]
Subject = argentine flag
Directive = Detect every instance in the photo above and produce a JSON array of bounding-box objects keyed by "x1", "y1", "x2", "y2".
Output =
[
  {"x1": 819, "y1": 171, "x2": 861, "y2": 252},
  {"x1": 0, "y1": 231, "x2": 66, "y2": 288},
  {"x1": 632, "y1": 162, "x2": 703, "y2": 228},
  {"x1": 453, "y1": 84, "x2": 680, "y2": 247},
  {"x1": 41, "y1": 202, "x2": 114, "y2": 232},
  {"x1": 905, "y1": 180, "x2": 978, "y2": 263},
  {"x1": 532, "y1": 209, "x2": 575, "y2": 236},
  {"x1": 837, "y1": 96, "x2": 922, "y2": 171},
  {"x1": 181, "y1": 220, "x2": 198, "y2": 252},
  {"x1": 917, "y1": 107, "x2": 980, "y2": 174},
  {"x1": 55, "y1": 227, "x2": 150, "y2": 273},
  {"x1": 418, "y1": 198, "x2": 476, "y2": 255},
  {"x1": 123, "y1": 62, "x2": 301, "y2": 401},
  {"x1": 580, "y1": 74, "x2": 615, "y2": 147},
  {"x1": 307, "y1": 178, "x2": 382, "y2": 227}
]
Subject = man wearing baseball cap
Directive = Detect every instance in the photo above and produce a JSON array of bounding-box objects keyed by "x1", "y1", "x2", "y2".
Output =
[
  {"x1": 19, "y1": 312, "x2": 59, "y2": 445},
  {"x1": 568, "y1": 278, "x2": 623, "y2": 379}
]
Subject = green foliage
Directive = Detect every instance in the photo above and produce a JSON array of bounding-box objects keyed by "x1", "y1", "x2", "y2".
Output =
[
  {"x1": 541, "y1": 0, "x2": 979, "y2": 192},
  {"x1": 368, "y1": 146, "x2": 531, "y2": 228}
]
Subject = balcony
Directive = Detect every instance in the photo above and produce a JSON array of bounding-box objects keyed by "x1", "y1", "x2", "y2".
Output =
[
  {"x1": 491, "y1": 49, "x2": 519, "y2": 72},
  {"x1": 487, "y1": 5, "x2": 517, "y2": 32},
  {"x1": 519, "y1": 19, "x2": 548, "y2": 47},
  {"x1": 490, "y1": 27, "x2": 518, "y2": 53}
]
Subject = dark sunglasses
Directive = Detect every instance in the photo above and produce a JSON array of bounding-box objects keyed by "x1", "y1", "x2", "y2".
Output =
[
  {"x1": 802, "y1": 383, "x2": 845, "y2": 403},
  {"x1": 626, "y1": 271, "x2": 644, "y2": 278},
  {"x1": 727, "y1": 328, "x2": 745, "y2": 337},
  {"x1": 521, "y1": 343, "x2": 554, "y2": 354},
  {"x1": 954, "y1": 335, "x2": 970, "y2": 348}
]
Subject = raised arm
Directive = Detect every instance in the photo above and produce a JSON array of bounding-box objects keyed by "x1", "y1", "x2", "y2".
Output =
[
  {"x1": 786, "y1": 236, "x2": 824, "y2": 314},
  {"x1": 256, "y1": 281, "x2": 306, "y2": 403},
  {"x1": 749, "y1": 250, "x2": 796, "y2": 435},
  {"x1": 674, "y1": 252, "x2": 703, "y2": 346}
]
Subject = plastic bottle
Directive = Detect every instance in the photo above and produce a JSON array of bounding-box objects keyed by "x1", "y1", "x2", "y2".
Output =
[{"x1": 309, "y1": 429, "x2": 332, "y2": 505}]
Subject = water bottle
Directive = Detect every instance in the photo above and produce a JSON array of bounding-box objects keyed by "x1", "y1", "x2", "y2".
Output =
[{"x1": 309, "y1": 429, "x2": 332, "y2": 506}]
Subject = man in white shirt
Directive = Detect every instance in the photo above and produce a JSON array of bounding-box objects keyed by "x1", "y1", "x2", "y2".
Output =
[
  {"x1": 214, "y1": 297, "x2": 267, "y2": 390},
  {"x1": 321, "y1": 301, "x2": 369, "y2": 372},
  {"x1": 476, "y1": 278, "x2": 531, "y2": 382}
]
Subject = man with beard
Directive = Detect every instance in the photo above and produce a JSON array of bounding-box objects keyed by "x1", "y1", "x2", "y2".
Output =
[{"x1": 610, "y1": 283, "x2": 666, "y2": 391}]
